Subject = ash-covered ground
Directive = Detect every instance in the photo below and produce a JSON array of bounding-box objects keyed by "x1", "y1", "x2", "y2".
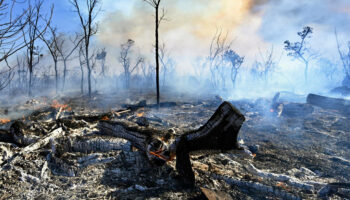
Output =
[{"x1": 0, "y1": 91, "x2": 349, "y2": 200}]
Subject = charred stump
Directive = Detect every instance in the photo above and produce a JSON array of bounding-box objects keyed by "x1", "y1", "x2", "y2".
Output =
[{"x1": 99, "y1": 101, "x2": 245, "y2": 186}]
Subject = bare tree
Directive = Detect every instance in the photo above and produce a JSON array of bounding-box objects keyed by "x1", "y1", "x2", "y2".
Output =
[
  {"x1": 284, "y1": 26, "x2": 317, "y2": 84},
  {"x1": 22, "y1": 0, "x2": 53, "y2": 96},
  {"x1": 119, "y1": 39, "x2": 144, "y2": 89},
  {"x1": 57, "y1": 34, "x2": 83, "y2": 91},
  {"x1": 144, "y1": 0, "x2": 166, "y2": 106},
  {"x1": 40, "y1": 25, "x2": 63, "y2": 93},
  {"x1": 96, "y1": 48, "x2": 107, "y2": 77},
  {"x1": 0, "y1": 0, "x2": 29, "y2": 63},
  {"x1": 335, "y1": 29, "x2": 350, "y2": 86},
  {"x1": 70, "y1": 0, "x2": 100, "y2": 98},
  {"x1": 258, "y1": 46, "x2": 278, "y2": 84},
  {"x1": 159, "y1": 43, "x2": 175, "y2": 87},
  {"x1": 78, "y1": 43, "x2": 85, "y2": 94},
  {"x1": 208, "y1": 30, "x2": 231, "y2": 89},
  {"x1": 223, "y1": 49, "x2": 244, "y2": 88},
  {"x1": 0, "y1": 0, "x2": 30, "y2": 91}
]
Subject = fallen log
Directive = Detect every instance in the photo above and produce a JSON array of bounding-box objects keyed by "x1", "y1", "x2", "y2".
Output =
[
  {"x1": 99, "y1": 101, "x2": 245, "y2": 186},
  {"x1": 307, "y1": 94, "x2": 350, "y2": 114}
]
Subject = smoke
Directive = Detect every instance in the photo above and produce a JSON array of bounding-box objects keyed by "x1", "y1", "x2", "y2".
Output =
[{"x1": 96, "y1": 0, "x2": 350, "y2": 98}]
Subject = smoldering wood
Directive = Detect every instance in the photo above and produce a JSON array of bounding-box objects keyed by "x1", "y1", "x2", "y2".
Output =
[
  {"x1": 307, "y1": 93, "x2": 350, "y2": 114},
  {"x1": 99, "y1": 101, "x2": 245, "y2": 186}
]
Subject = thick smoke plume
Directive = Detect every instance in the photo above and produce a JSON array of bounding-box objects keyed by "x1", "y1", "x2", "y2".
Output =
[{"x1": 97, "y1": 0, "x2": 350, "y2": 98}]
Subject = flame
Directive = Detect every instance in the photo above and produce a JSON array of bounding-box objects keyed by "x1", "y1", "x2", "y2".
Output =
[
  {"x1": 276, "y1": 182, "x2": 289, "y2": 190},
  {"x1": 149, "y1": 151, "x2": 168, "y2": 161},
  {"x1": 101, "y1": 116, "x2": 110, "y2": 121},
  {"x1": 0, "y1": 118, "x2": 10, "y2": 124},
  {"x1": 136, "y1": 112, "x2": 145, "y2": 117},
  {"x1": 51, "y1": 100, "x2": 70, "y2": 110}
]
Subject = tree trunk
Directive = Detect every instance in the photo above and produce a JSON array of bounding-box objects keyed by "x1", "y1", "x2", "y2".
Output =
[
  {"x1": 28, "y1": 70, "x2": 33, "y2": 96},
  {"x1": 87, "y1": 67, "x2": 92, "y2": 98},
  {"x1": 54, "y1": 61, "x2": 58, "y2": 94},
  {"x1": 62, "y1": 59, "x2": 67, "y2": 91},
  {"x1": 155, "y1": 6, "x2": 160, "y2": 106},
  {"x1": 304, "y1": 61, "x2": 309, "y2": 84},
  {"x1": 80, "y1": 65, "x2": 84, "y2": 94}
]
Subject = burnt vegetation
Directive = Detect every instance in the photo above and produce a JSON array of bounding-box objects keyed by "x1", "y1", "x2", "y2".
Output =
[{"x1": 0, "y1": 0, "x2": 350, "y2": 200}]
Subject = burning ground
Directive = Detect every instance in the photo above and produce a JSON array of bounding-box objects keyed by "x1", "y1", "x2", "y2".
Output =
[{"x1": 0, "y1": 92, "x2": 350, "y2": 200}]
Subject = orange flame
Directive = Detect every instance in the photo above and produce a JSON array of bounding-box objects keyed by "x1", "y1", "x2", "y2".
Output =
[
  {"x1": 51, "y1": 100, "x2": 70, "y2": 110},
  {"x1": 0, "y1": 118, "x2": 10, "y2": 124},
  {"x1": 136, "y1": 112, "x2": 145, "y2": 117},
  {"x1": 101, "y1": 116, "x2": 110, "y2": 121}
]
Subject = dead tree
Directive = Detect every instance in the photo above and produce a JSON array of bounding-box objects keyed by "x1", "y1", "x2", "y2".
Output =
[
  {"x1": 258, "y1": 46, "x2": 278, "y2": 84},
  {"x1": 0, "y1": 0, "x2": 30, "y2": 91},
  {"x1": 223, "y1": 49, "x2": 244, "y2": 88},
  {"x1": 335, "y1": 29, "x2": 350, "y2": 86},
  {"x1": 208, "y1": 30, "x2": 231, "y2": 89},
  {"x1": 159, "y1": 43, "x2": 175, "y2": 87},
  {"x1": 284, "y1": 26, "x2": 317, "y2": 84},
  {"x1": 78, "y1": 43, "x2": 85, "y2": 94},
  {"x1": 144, "y1": 0, "x2": 166, "y2": 106},
  {"x1": 70, "y1": 0, "x2": 100, "y2": 98},
  {"x1": 40, "y1": 25, "x2": 63, "y2": 93},
  {"x1": 96, "y1": 48, "x2": 107, "y2": 77},
  {"x1": 58, "y1": 34, "x2": 83, "y2": 91},
  {"x1": 22, "y1": 0, "x2": 53, "y2": 96},
  {"x1": 119, "y1": 39, "x2": 144, "y2": 89}
]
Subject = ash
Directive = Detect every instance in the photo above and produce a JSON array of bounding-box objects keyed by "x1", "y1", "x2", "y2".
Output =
[{"x1": 0, "y1": 92, "x2": 349, "y2": 200}]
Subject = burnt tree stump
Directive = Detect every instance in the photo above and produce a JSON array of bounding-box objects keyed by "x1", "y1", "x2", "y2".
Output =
[{"x1": 99, "y1": 101, "x2": 245, "y2": 186}]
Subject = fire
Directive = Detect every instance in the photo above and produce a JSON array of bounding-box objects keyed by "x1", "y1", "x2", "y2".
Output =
[
  {"x1": 136, "y1": 112, "x2": 145, "y2": 117},
  {"x1": 276, "y1": 182, "x2": 289, "y2": 190},
  {"x1": 0, "y1": 118, "x2": 10, "y2": 124},
  {"x1": 51, "y1": 100, "x2": 71, "y2": 111},
  {"x1": 149, "y1": 151, "x2": 168, "y2": 161},
  {"x1": 101, "y1": 116, "x2": 110, "y2": 121}
]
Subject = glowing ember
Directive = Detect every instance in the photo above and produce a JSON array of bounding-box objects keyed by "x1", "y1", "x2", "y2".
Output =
[
  {"x1": 51, "y1": 100, "x2": 70, "y2": 110},
  {"x1": 101, "y1": 116, "x2": 110, "y2": 121},
  {"x1": 0, "y1": 118, "x2": 10, "y2": 124},
  {"x1": 276, "y1": 182, "x2": 289, "y2": 190},
  {"x1": 136, "y1": 112, "x2": 145, "y2": 117}
]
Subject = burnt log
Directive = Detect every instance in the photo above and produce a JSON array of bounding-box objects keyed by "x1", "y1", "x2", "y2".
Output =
[
  {"x1": 307, "y1": 94, "x2": 350, "y2": 115},
  {"x1": 99, "y1": 101, "x2": 245, "y2": 186}
]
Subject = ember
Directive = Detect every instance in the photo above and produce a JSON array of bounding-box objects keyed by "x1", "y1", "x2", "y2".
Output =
[
  {"x1": 0, "y1": 118, "x2": 10, "y2": 124},
  {"x1": 51, "y1": 100, "x2": 69, "y2": 110}
]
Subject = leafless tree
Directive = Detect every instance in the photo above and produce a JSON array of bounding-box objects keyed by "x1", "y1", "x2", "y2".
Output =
[
  {"x1": 57, "y1": 34, "x2": 83, "y2": 91},
  {"x1": 22, "y1": 0, "x2": 53, "y2": 96},
  {"x1": 159, "y1": 43, "x2": 175, "y2": 87},
  {"x1": 223, "y1": 49, "x2": 244, "y2": 88},
  {"x1": 0, "y1": 0, "x2": 29, "y2": 91},
  {"x1": 0, "y1": 0, "x2": 29, "y2": 63},
  {"x1": 119, "y1": 39, "x2": 144, "y2": 89},
  {"x1": 208, "y1": 30, "x2": 231, "y2": 89},
  {"x1": 144, "y1": 0, "x2": 166, "y2": 105},
  {"x1": 40, "y1": 25, "x2": 63, "y2": 93},
  {"x1": 335, "y1": 29, "x2": 350, "y2": 84},
  {"x1": 96, "y1": 48, "x2": 107, "y2": 77},
  {"x1": 78, "y1": 43, "x2": 85, "y2": 94},
  {"x1": 70, "y1": 0, "x2": 100, "y2": 98},
  {"x1": 257, "y1": 46, "x2": 279, "y2": 84},
  {"x1": 284, "y1": 26, "x2": 318, "y2": 84}
]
